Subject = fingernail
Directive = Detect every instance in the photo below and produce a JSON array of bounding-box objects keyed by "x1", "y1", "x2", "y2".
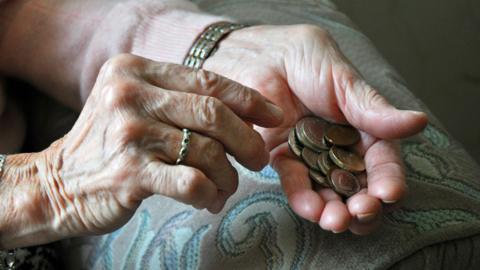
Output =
[
  {"x1": 332, "y1": 230, "x2": 342, "y2": 234},
  {"x1": 357, "y1": 213, "x2": 377, "y2": 223},
  {"x1": 266, "y1": 103, "x2": 284, "y2": 120},
  {"x1": 407, "y1": 110, "x2": 426, "y2": 117},
  {"x1": 383, "y1": 200, "x2": 397, "y2": 204}
]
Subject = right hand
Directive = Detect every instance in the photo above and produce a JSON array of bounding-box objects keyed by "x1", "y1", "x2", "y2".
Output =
[{"x1": 41, "y1": 54, "x2": 283, "y2": 237}]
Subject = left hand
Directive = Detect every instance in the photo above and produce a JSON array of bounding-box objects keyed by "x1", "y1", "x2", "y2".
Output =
[{"x1": 204, "y1": 24, "x2": 428, "y2": 234}]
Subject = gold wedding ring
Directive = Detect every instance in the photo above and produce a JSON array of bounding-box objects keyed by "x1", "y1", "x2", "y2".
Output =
[{"x1": 176, "y1": 129, "x2": 192, "y2": 165}]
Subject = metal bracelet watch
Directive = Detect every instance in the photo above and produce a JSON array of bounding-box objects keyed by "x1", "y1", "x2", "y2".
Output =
[{"x1": 183, "y1": 21, "x2": 249, "y2": 69}]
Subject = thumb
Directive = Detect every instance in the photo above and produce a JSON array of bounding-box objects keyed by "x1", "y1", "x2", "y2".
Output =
[{"x1": 334, "y1": 72, "x2": 428, "y2": 139}]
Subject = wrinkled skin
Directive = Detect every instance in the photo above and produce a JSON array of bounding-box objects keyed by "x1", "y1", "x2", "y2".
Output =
[
  {"x1": 5, "y1": 54, "x2": 284, "y2": 241},
  {"x1": 204, "y1": 25, "x2": 428, "y2": 234}
]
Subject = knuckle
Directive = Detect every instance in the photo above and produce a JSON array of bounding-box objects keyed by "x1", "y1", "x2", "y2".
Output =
[
  {"x1": 196, "y1": 96, "x2": 225, "y2": 129},
  {"x1": 238, "y1": 88, "x2": 262, "y2": 115},
  {"x1": 103, "y1": 80, "x2": 140, "y2": 110},
  {"x1": 195, "y1": 69, "x2": 221, "y2": 92},
  {"x1": 116, "y1": 120, "x2": 145, "y2": 145},
  {"x1": 294, "y1": 24, "x2": 330, "y2": 40},
  {"x1": 102, "y1": 54, "x2": 144, "y2": 74},
  {"x1": 178, "y1": 170, "x2": 206, "y2": 203},
  {"x1": 121, "y1": 191, "x2": 143, "y2": 209},
  {"x1": 200, "y1": 138, "x2": 225, "y2": 165}
]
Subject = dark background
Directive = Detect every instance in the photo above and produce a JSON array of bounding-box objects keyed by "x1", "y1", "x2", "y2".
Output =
[{"x1": 334, "y1": 0, "x2": 480, "y2": 163}]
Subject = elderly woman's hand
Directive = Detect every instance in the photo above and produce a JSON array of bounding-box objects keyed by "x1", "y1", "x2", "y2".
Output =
[
  {"x1": 204, "y1": 25, "x2": 428, "y2": 234},
  {"x1": 4, "y1": 54, "x2": 283, "y2": 244}
]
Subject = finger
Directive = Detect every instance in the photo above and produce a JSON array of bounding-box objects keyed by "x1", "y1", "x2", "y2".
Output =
[
  {"x1": 144, "y1": 89, "x2": 270, "y2": 171},
  {"x1": 346, "y1": 192, "x2": 382, "y2": 223},
  {"x1": 348, "y1": 213, "x2": 382, "y2": 235},
  {"x1": 357, "y1": 173, "x2": 368, "y2": 190},
  {"x1": 141, "y1": 161, "x2": 218, "y2": 211},
  {"x1": 316, "y1": 188, "x2": 342, "y2": 201},
  {"x1": 209, "y1": 190, "x2": 231, "y2": 214},
  {"x1": 142, "y1": 62, "x2": 284, "y2": 128},
  {"x1": 141, "y1": 121, "x2": 239, "y2": 203},
  {"x1": 352, "y1": 131, "x2": 378, "y2": 156},
  {"x1": 364, "y1": 140, "x2": 406, "y2": 203},
  {"x1": 271, "y1": 143, "x2": 325, "y2": 223},
  {"x1": 333, "y1": 69, "x2": 428, "y2": 139},
  {"x1": 317, "y1": 189, "x2": 351, "y2": 233},
  {"x1": 350, "y1": 133, "x2": 405, "y2": 204}
]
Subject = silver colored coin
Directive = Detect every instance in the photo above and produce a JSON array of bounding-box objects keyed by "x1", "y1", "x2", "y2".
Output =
[
  {"x1": 295, "y1": 117, "x2": 329, "y2": 152},
  {"x1": 288, "y1": 128, "x2": 303, "y2": 158}
]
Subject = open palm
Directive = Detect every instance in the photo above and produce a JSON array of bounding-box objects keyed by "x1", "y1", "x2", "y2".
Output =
[{"x1": 204, "y1": 25, "x2": 427, "y2": 234}]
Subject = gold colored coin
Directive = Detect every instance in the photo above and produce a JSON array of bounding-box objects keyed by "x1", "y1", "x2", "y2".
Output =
[
  {"x1": 322, "y1": 136, "x2": 332, "y2": 149},
  {"x1": 295, "y1": 117, "x2": 329, "y2": 152},
  {"x1": 317, "y1": 151, "x2": 337, "y2": 176},
  {"x1": 328, "y1": 168, "x2": 361, "y2": 197},
  {"x1": 288, "y1": 128, "x2": 303, "y2": 158},
  {"x1": 329, "y1": 146, "x2": 365, "y2": 173},
  {"x1": 301, "y1": 148, "x2": 321, "y2": 171},
  {"x1": 309, "y1": 169, "x2": 330, "y2": 188},
  {"x1": 324, "y1": 124, "x2": 360, "y2": 146}
]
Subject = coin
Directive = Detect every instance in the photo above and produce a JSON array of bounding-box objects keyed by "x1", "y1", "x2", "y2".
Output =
[
  {"x1": 322, "y1": 136, "x2": 332, "y2": 148},
  {"x1": 295, "y1": 117, "x2": 329, "y2": 152},
  {"x1": 329, "y1": 146, "x2": 365, "y2": 173},
  {"x1": 328, "y1": 168, "x2": 361, "y2": 197},
  {"x1": 324, "y1": 124, "x2": 360, "y2": 146},
  {"x1": 288, "y1": 128, "x2": 303, "y2": 158},
  {"x1": 291, "y1": 116, "x2": 367, "y2": 197},
  {"x1": 309, "y1": 169, "x2": 330, "y2": 188},
  {"x1": 317, "y1": 151, "x2": 337, "y2": 176},
  {"x1": 301, "y1": 148, "x2": 321, "y2": 171}
]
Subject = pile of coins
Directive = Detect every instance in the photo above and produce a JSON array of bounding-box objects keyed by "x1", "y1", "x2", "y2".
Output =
[{"x1": 288, "y1": 117, "x2": 366, "y2": 198}]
